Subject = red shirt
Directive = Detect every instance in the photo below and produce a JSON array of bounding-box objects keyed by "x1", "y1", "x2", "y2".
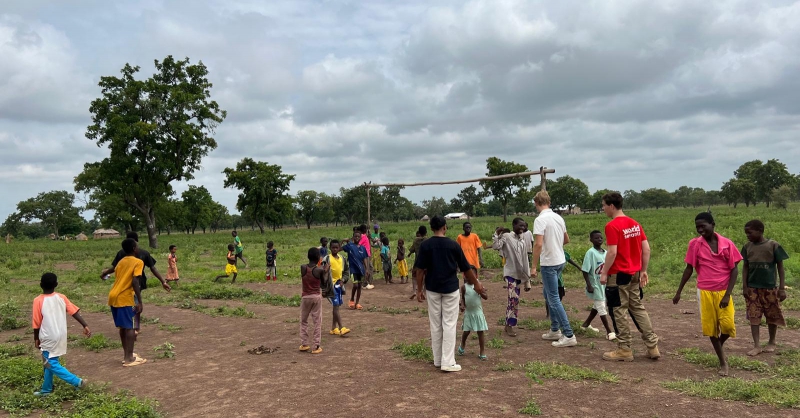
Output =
[{"x1": 605, "y1": 216, "x2": 647, "y2": 275}]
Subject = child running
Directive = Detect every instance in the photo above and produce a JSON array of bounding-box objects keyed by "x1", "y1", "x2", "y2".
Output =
[
  {"x1": 326, "y1": 240, "x2": 351, "y2": 336},
  {"x1": 458, "y1": 266, "x2": 489, "y2": 360},
  {"x1": 673, "y1": 212, "x2": 742, "y2": 376},
  {"x1": 396, "y1": 238, "x2": 409, "y2": 284},
  {"x1": 265, "y1": 241, "x2": 277, "y2": 281},
  {"x1": 299, "y1": 248, "x2": 326, "y2": 354},
  {"x1": 166, "y1": 245, "x2": 179, "y2": 284},
  {"x1": 381, "y1": 236, "x2": 393, "y2": 284},
  {"x1": 231, "y1": 231, "x2": 248, "y2": 268},
  {"x1": 32, "y1": 273, "x2": 91, "y2": 396},
  {"x1": 742, "y1": 219, "x2": 790, "y2": 356},
  {"x1": 106, "y1": 238, "x2": 146, "y2": 367},
  {"x1": 214, "y1": 244, "x2": 238, "y2": 283},
  {"x1": 580, "y1": 231, "x2": 614, "y2": 340},
  {"x1": 342, "y1": 231, "x2": 370, "y2": 310}
]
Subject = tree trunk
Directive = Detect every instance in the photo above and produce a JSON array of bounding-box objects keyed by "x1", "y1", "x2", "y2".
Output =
[{"x1": 144, "y1": 209, "x2": 158, "y2": 249}]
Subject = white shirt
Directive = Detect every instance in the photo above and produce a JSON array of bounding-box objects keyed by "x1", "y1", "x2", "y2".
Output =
[
  {"x1": 33, "y1": 293, "x2": 78, "y2": 358},
  {"x1": 533, "y1": 209, "x2": 567, "y2": 267}
]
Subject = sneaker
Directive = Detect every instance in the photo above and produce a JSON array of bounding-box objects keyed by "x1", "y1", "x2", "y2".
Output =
[
  {"x1": 299, "y1": 345, "x2": 311, "y2": 352},
  {"x1": 440, "y1": 364, "x2": 462, "y2": 372},
  {"x1": 33, "y1": 391, "x2": 51, "y2": 397},
  {"x1": 339, "y1": 327, "x2": 351, "y2": 336},
  {"x1": 552, "y1": 335, "x2": 577, "y2": 348},
  {"x1": 603, "y1": 348, "x2": 634, "y2": 362},
  {"x1": 606, "y1": 332, "x2": 617, "y2": 341},
  {"x1": 311, "y1": 346, "x2": 323, "y2": 354},
  {"x1": 330, "y1": 328, "x2": 340, "y2": 335},
  {"x1": 366, "y1": 284, "x2": 375, "y2": 290},
  {"x1": 581, "y1": 325, "x2": 600, "y2": 333},
  {"x1": 646, "y1": 346, "x2": 661, "y2": 360},
  {"x1": 77, "y1": 379, "x2": 86, "y2": 389},
  {"x1": 541, "y1": 330, "x2": 562, "y2": 341}
]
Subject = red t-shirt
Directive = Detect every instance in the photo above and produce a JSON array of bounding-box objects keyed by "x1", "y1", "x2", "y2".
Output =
[{"x1": 605, "y1": 216, "x2": 647, "y2": 275}]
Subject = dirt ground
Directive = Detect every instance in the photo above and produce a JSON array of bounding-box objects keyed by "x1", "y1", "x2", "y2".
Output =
[{"x1": 4, "y1": 270, "x2": 800, "y2": 417}]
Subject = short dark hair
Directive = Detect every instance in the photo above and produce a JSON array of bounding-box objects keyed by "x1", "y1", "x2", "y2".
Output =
[
  {"x1": 330, "y1": 239, "x2": 340, "y2": 247},
  {"x1": 358, "y1": 224, "x2": 368, "y2": 234},
  {"x1": 589, "y1": 230, "x2": 602, "y2": 238},
  {"x1": 40, "y1": 272, "x2": 57, "y2": 290},
  {"x1": 122, "y1": 238, "x2": 137, "y2": 254},
  {"x1": 745, "y1": 219, "x2": 765, "y2": 232},
  {"x1": 463, "y1": 222, "x2": 472, "y2": 227},
  {"x1": 126, "y1": 231, "x2": 139, "y2": 242},
  {"x1": 227, "y1": 243, "x2": 235, "y2": 251},
  {"x1": 381, "y1": 236, "x2": 389, "y2": 245},
  {"x1": 169, "y1": 244, "x2": 176, "y2": 251},
  {"x1": 512, "y1": 217, "x2": 525, "y2": 226},
  {"x1": 320, "y1": 237, "x2": 328, "y2": 244},
  {"x1": 231, "y1": 231, "x2": 237, "y2": 235},
  {"x1": 430, "y1": 215, "x2": 446, "y2": 231},
  {"x1": 602, "y1": 192, "x2": 623, "y2": 209},
  {"x1": 695, "y1": 212, "x2": 715, "y2": 224},
  {"x1": 398, "y1": 238, "x2": 405, "y2": 245},
  {"x1": 308, "y1": 247, "x2": 321, "y2": 262},
  {"x1": 267, "y1": 241, "x2": 274, "y2": 248},
  {"x1": 417, "y1": 225, "x2": 427, "y2": 236}
]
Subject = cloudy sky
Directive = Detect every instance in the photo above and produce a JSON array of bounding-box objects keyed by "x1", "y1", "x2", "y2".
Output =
[{"x1": 2, "y1": 0, "x2": 800, "y2": 219}]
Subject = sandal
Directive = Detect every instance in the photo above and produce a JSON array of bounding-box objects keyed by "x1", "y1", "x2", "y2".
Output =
[
  {"x1": 348, "y1": 301, "x2": 355, "y2": 309},
  {"x1": 457, "y1": 346, "x2": 465, "y2": 356},
  {"x1": 123, "y1": 357, "x2": 147, "y2": 367},
  {"x1": 122, "y1": 353, "x2": 140, "y2": 365},
  {"x1": 478, "y1": 354, "x2": 488, "y2": 361},
  {"x1": 356, "y1": 304, "x2": 363, "y2": 310}
]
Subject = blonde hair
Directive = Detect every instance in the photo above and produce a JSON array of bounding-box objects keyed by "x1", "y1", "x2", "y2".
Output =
[{"x1": 534, "y1": 190, "x2": 551, "y2": 206}]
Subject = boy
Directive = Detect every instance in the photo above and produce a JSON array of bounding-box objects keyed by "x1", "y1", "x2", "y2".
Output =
[
  {"x1": 266, "y1": 241, "x2": 278, "y2": 281},
  {"x1": 232, "y1": 231, "x2": 248, "y2": 268},
  {"x1": 342, "y1": 231, "x2": 370, "y2": 310},
  {"x1": 299, "y1": 248, "x2": 326, "y2": 354},
  {"x1": 370, "y1": 225, "x2": 382, "y2": 277},
  {"x1": 319, "y1": 237, "x2": 329, "y2": 260},
  {"x1": 580, "y1": 231, "x2": 614, "y2": 340},
  {"x1": 396, "y1": 238, "x2": 409, "y2": 284},
  {"x1": 456, "y1": 222, "x2": 484, "y2": 276},
  {"x1": 32, "y1": 273, "x2": 91, "y2": 396},
  {"x1": 381, "y1": 236, "x2": 393, "y2": 284},
  {"x1": 358, "y1": 224, "x2": 375, "y2": 289},
  {"x1": 492, "y1": 218, "x2": 530, "y2": 337},
  {"x1": 742, "y1": 219, "x2": 790, "y2": 356},
  {"x1": 105, "y1": 238, "x2": 147, "y2": 367},
  {"x1": 673, "y1": 212, "x2": 742, "y2": 376},
  {"x1": 215, "y1": 244, "x2": 238, "y2": 283},
  {"x1": 326, "y1": 240, "x2": 351, "y2": 336}
]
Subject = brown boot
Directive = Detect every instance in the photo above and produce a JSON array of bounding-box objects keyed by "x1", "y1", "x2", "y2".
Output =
[
  {"x1": 646, "y1": 346, "x2": 661, "y2": 360},
  {"x1": 603, "y1": 348, "x2": 634, "y2": 362}
]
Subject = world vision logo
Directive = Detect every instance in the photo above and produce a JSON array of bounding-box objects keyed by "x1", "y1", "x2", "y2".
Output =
[{"x1": 622, "y1": 225, "x2": 641, "y2": 239}]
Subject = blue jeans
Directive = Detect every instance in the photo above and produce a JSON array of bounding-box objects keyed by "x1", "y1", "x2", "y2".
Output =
[
  {"x1": 541, "y1": 264, "x2": 574, "y2": 338},
  {"x1": 40, "y1": 351, "x2": 81, "y2": 394}
]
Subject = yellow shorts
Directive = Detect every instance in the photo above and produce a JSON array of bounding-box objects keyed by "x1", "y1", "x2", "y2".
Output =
[
  {"x1": 225, "y1": 264, "x2": 238, "y2": 275},
  {"x1": 698, "y1": 289, "x2": 735, "y2": 338},
  {"x1": 397, "y1": 259, "x2": 408, "y2": 277}
]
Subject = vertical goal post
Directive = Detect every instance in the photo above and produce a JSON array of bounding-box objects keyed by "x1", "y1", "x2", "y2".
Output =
[{"x1": 363, "y1": 166, "x2": 555, "y2": 223}]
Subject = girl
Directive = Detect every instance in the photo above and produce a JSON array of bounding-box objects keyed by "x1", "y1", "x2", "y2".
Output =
[
  {"x1": 380, "y1": 236, "x2": 392, "y2": 284},
  {"x1": 166, "y1": 245, "x2": 179, "y2": 283},
  {"x1": 458, "y1": 266, "x2": 489, "y2": 360},
  {"x1": 396, "y1": 239, "x2": 408, "y2": 284},
  {"x1": 299, "y1": 247, "x2": 326, "y2": 354}
]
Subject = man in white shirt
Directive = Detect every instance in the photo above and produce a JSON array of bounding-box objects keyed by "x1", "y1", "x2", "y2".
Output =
[{"x1": 531, "y1": 191, "x2": 577, "y2": 348}]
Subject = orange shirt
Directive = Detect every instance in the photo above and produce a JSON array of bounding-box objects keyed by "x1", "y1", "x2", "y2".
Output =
[{"x1": 456, "y1": 233, "x2": 483, "y2": 268}]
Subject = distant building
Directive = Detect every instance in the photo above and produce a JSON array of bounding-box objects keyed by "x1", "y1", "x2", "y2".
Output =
[
  {"x1": 444, "y1": 212, "x2": 469, "y2": 220},
  {"x1": 75, "y1": 233, "x2": 89, "y2": 241},
  {"x1": 93, "y1": 229, "x2": 121, "y2": 239},
  {"x1": 420, "y1": 215, "x2": 430, "y2": 221}
]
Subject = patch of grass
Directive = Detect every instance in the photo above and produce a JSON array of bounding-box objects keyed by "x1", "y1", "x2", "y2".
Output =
[
  {"x1": 518, "y1": 318, "x2": 550, "y2": 330},
  {"x1": 247, "y1": 292, "x2": 302, "y2": 307},
  {"x1": 157, "y1": 324, "x2": 182, "y2": 333},
  {"x1": 785, "y1": 317, "x2": 800, "y2": 330},
  {"x1": 0, "y1": 343, "x2": 28, "y2": 358},
  {"x1": 494, "y1": 361, "x2": 515, "y2": 372},
  {"x1": 209, "y1": 305, "x2": 256, "y2": 318},
  {"x1": 153, "y1": 342, "x2": 175, "y2": 359},
  {"x1": 391, "y1": 340, "x2": 433, "y2": 362},
  {"x1": 663, "y1": 378, "x2": 800, "y2": 409},
  {"x1": 140, "y1": 316, "x2": 160, "y2": 325},
  {"x1": 283, "y1": 318, "x2": 300, "y2": 323},
  {"x1": 375, "y1": 327, "x2": 387, "y2": 333},
  {"x1": 518, "y1": 398, "x2": 542, "y2": 416},
  {"x1": 497, "y1": 317, "x2": 506, "y2": 326},
  {"x1": 74, "y1": 334, "x2": 122, "y2": 352},
  {"x1": 6, "y1": 334, "x2": 23, "y2": 342},
  {"x1": 674, "y1": 348, "x2": 770, "y2": 373},
  {"x1": 367, "y1": 306, "x2": 411, "y2": 315},
  {"x1": 58, "y1": 390, "x2": 162, "y2": 417},
  {"x1": 179, "y1": 282, "x2": 254, "y2": 300},
  {"x1": 488, "y1": 338, "x2": 505, "y2": 349},
  {"x1": 524, "y1": 361, "x2": 618, "y2": 384},
  {"x1": 519, "y1": 299, "x2": 545, "y2": 308},
  {"x1": 775, "y1": 349, "x2": 800, "y2": 378},
  {"x1": 0, "y1": 302, "x2": 28, "y2": 331}
]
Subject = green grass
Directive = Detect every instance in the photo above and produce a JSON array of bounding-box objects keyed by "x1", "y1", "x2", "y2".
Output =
[
  {"x1": 674, "y1": 348, "x2": 770, "y2": 373},
  {"x1": 375, "y1": 327, "x2": 387, "y2": 333},
  {"x1": 774, "y1": 349, "x2": 800, "y2": 378},
  {"x1": 178, "y1": 282, "x2": 254, "y2": 300},
  {"x1": 153, "y1": 342, "x2": 175, "y2": 359},
  {"x1": 494, "y1": 361, "x2": 515, "y2": 372},
  {"x1": 663, "y1": 378, "x2": 800, "y2": 409},
  {"x1": 157, "y1": 323, "x2": 182, "y2": 333},
  {"x1": 0, "y1": 301, "x2": 28, "y2": 331},
  {"x1": 518, "y1": 398, "x2": 542, "y2": 416},
  {"x1": 0, "y1": 343, "x2": 29, "y2": 359},
  {"x1": 785, "y1": 317, "x2": 800, "y2": 329},
  {"x1": 6, "y1": 334, "x2": 23, "y2": 342},
  {"x1": 524, "y1": 361, "x2": 618, "y2": 384},
  {"x1": 487, "y1": 337, "x2": 505, "y2": 349},
  {"x1": 391, "y1": 340, "x2": 434, "y2": 362},
  {"x1": 74, "y1": 334, "x2": 122, "y2": 352},
  {"x1": 366, "y1": 306, "x2": 411, "y2": 315}
]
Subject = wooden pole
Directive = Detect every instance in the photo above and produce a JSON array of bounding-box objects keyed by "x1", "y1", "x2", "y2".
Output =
[{"x1": 365, "y1": 182, "x2": 371, "y2": 225}]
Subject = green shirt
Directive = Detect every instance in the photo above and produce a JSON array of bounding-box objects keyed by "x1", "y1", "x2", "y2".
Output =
[
  {"x1": 234, "y1": 236, "x2": 243, "y2": 253},
  {"x1": 581, "y1": 247, "x2": 607, "y2": 301},
  {"x1": 742, "y1": 240, "x2": 789, "y2": 289},
  {"x1": 556, "y1": 251, "x2": 571, "y2": 287}
]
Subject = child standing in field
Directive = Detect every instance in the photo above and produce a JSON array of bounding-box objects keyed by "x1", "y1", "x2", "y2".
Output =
[
  {"x1": 673, "y1": 213, "x2": 742, "y2": 376},
  {"x1": 407, "y1": 227, "x2": 428, "y2": 299},
  {"x1": 326, "y1": 240, "x2": 351, "y2": 336},
  {"x1": 166, "y1": 245, "x2": 179, "y2": 284},
  {"x1": 106, "y1": 238, "x2": 146, "y2": 367},
  {"x1": 265, "y1": 241, "x2": 278, "y2": 281},
  {"x1": 741, "y1": 219, "x2": 790, "y2": 356},
  {"x1": 342, "y1": 231, "x2": 370, "y2": 310},
  {"x1": 231, "y1": 231, "x2": 248, "y2": 268},
  {"x1": 381, "y1": 236, "x2": 393, "y2": 284},
  {"x1": 214, "y1": 244, "x2": 238, "y2": 283},
  {"x1": 32, "y1": 273, "x2": 91, "y2": 396},
  {"x1": 299, "y1": 248, "x2": 326, "y2": 354},
  {"x1": 396, "y1": 238, "x2": 408, "y2": 284},
  {"x1": 319, "y1": 237, "x2": 329, "y2": 260},
  {"x1": 580, "y1": 231, "x2": 615, "y2": 340},
  {"x1": 458, "y1": 266, "x2": 489, "y2": 360}
]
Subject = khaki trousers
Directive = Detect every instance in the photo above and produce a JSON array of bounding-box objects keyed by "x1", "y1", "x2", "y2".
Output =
[{"x1": 609, "y1": 273, "x2": 659, "y2": 350}]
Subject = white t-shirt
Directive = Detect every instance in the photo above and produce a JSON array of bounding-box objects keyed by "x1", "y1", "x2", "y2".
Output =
[
  {"x1": 533, "y1": 209, "x2": 567, "y2": 267},
  {"x1": 32, "y1": 293, "x2": 79, "y2": 358}
]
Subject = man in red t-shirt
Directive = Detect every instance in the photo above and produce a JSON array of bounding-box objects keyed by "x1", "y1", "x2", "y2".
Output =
[{"x1": 599, "y1": 192, "x2": 660, "y2": 362}]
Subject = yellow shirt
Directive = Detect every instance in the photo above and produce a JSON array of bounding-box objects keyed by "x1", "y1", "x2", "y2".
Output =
[
  {"x1": 108, "y1": 256, "x2": 144, "y2": 307},
  {"x1": 329, "y1": 254, "x2": 344, "y2": 283}
]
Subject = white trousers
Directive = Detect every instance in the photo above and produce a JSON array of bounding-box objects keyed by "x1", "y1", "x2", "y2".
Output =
[{"x1": 426, "y1": 290, "x2": 460, "y2": 367}]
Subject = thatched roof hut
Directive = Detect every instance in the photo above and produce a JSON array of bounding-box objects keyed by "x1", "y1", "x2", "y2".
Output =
[
  {"x1": 75, "y1": 233, "x2": 88, "y2": 241},
  {"x1": 93, "y1": 229, "x2": 120, "y2": 239}
]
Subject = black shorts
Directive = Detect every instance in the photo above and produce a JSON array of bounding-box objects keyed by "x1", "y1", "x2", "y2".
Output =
[
  {"x1": 235, "y1": 251, "x2": 245, "y2": 258},
  {"x1": 352, "y1": 274, "x2": 364, "y2": 283}
]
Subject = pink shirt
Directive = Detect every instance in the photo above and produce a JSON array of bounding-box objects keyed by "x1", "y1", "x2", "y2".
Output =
[
  {"x1": 359, "y1": 234, "x2": 371, "y2": 256},
  {"x1": 684, "y1": 233, "x2": 742, "y2": 291}
]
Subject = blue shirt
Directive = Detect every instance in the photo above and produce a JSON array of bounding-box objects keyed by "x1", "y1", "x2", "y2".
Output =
[{"x1": 342, "y1": 243, "x2": 369, "y2": 276}]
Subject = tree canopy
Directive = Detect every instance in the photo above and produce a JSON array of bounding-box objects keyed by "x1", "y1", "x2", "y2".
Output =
[{"x1": 223, "y1": 158, "x2": 295, "y2": 233}]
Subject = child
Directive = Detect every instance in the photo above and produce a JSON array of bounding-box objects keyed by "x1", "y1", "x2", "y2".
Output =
[
  {"x1": 299, "y1": 248, "x2": 326, "y2": 354},
  {"x1": 231, "y1": 231, "x2": 248, "y2": 268},
  {"x1": 265, "y1": 241, "x2": 278, "y2": 281},
  {"x1": 105, "y1": 238, "x2": 146, "y2": 367},
  {"x1": 407, "y1": 228, "x2": 427, "y2": 299},
  {"x1": 370, "y1": 225, "x2": 382, "y2": 280},
  {"x1": 166, "y1": 245, "x2": 179, "y2": 284},
  {"x1": 319, "y1": 237, "x2": 329, "y2": 260},
  {"x1": 32, "y1": 273, "x2": 91, "y2": 396},
  {"x1": 580, "y1": 231, "x2": 615, "y2": 340},
  {"x1": 326, "y1": 240, "x2": 351, "y2": 336},
  {"x1": 396, "y1": 238, "x2": 408, "y2": 284},
  {"x1": 342, "y1": 231, "x2": 370, "y2": 310},
  {"x1": 381, "y1": 236, "x2": 392, "y2": 284},
  {"x1": 214, "y1": 244, "x2": 238, "y2": 283},
  {"x1": 458, "y1": 266, "x2": 489, "y2": 360},
  {"x1": 359, "y1": 224, "x2": 375, "y2": 290},
  {"x1": 673, "y1": 212, "x2": 742, "y2": 376},
  {"x1": 742, "y1": 219, "x2": 790, "y2": 356},
  {"x1": 491, "y1": 218, "x2": 530, "y2": 337}
]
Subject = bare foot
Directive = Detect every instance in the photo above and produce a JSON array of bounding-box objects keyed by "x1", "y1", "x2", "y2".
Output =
[
  {"x1": 747, "y1": 347, "x2": 762, "y2": 356},
  {"x1": 764, "y1": 344, "x2": 777, "y2": 353},
  {"x1": 718, "y1": 364, "x2": 729, "y2": 376}
]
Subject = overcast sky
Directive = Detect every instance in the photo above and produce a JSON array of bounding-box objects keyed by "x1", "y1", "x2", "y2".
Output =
[{"x1": 2, "y1": 0, "x2": 800, "y2": 220}]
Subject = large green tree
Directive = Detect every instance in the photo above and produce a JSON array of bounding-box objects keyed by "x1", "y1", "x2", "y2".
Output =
[
  {"x1": 295, "y1": 190, "x2": 321, "y2": 229},
  {"x1": 548, "y1": 175, "x2": 589, "y2": 212},
  {"x1": 640, "y1": 188, "x2": 673, "y2": 210},
  {"x1": 16, "y1": 191, "x2": 83, "y2": 237},
  {"x1": 74, "y1": 56, "x2": 226, "y2": 248},
  {"x1": 480, "y1": 157, "x2": 530, "y2": 222},
  {"x1": 223, "y1": 158, "x2": 295, "y2": 233},
  {"x1": 181, "y1": 185, "x2": 215, "y2": 233},
  {"x1": 755, "y1": 159, "x2": 793, "y2": 207}
]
